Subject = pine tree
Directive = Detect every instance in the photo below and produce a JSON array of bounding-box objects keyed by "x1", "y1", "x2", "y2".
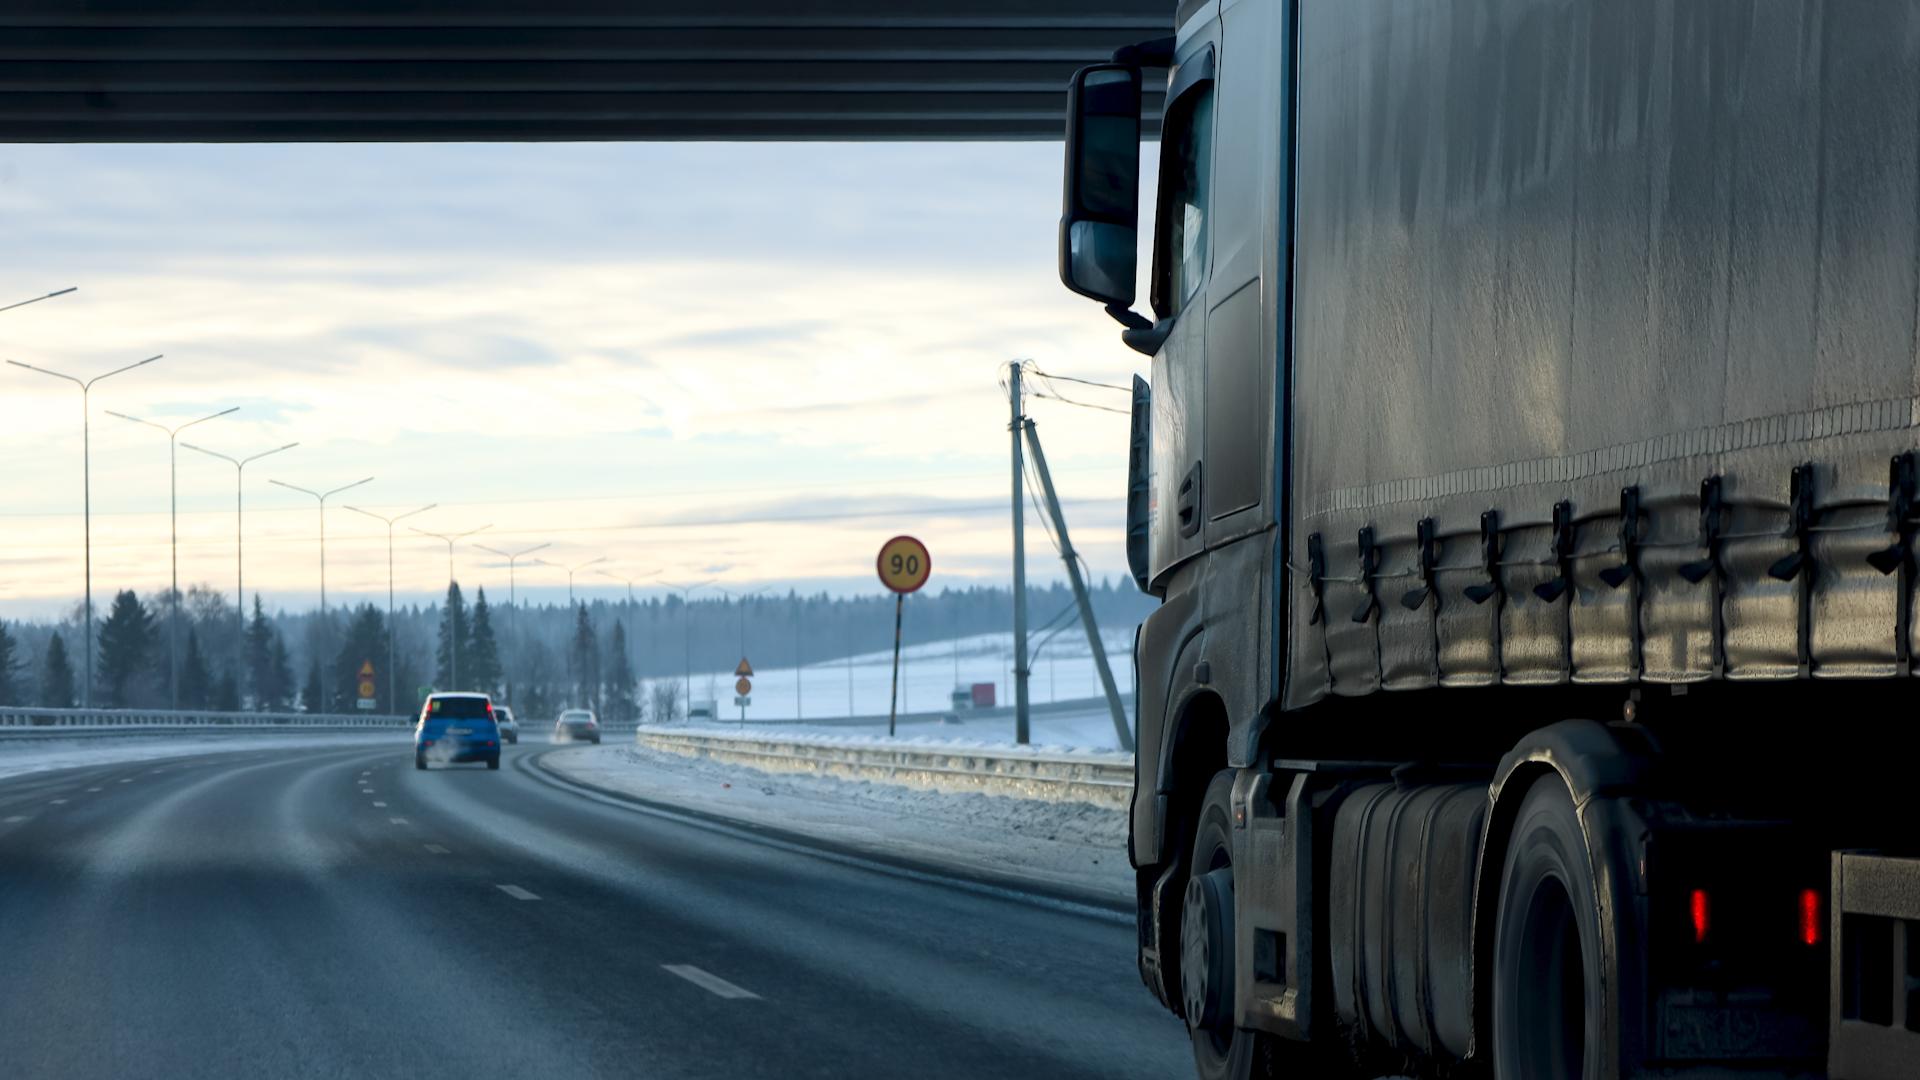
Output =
[
  {"x1": 303, "y1": 660, "x2": 324, "y2": 714},
  {"x1": 605, "y1": 620, "x2": 637, "y2": 723},
  {"x1": 267, "y1": 634, "x2": 295, "y2": 711},
  {"x1": 41, "y1": 632, "x2": 75, "y2": 708},
  {"x1": 245, "y1": 595, "x2": 274, "y2": 711},
  {"x1": 332, "y1": 605, "x2": 388, "y2": 710},
  {"x1": 465, "y1": 588, "x2": 503, "y2": 697},
  {"x1": 0, "y1": 620, "x2": 19, "y2": 705},
  {"x1": 215, "y1": 671, "x2": 240, "y2": 713},
  {"x1": 180, "y1": 628, "x2": 213, "y2": 709},
  {"x1": 97, "y1": 589, "x2": 157, "y2": 707},
  {"x1": 435, "y1": 582, "x2": 469, "y2": 689},
  {"x1": 569, "y1": 605, "x2": 600, "y2": 711}
]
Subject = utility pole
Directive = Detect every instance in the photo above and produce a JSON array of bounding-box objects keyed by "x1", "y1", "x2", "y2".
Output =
[
  {"x1": 1008, "y1": 361, "x2": 1032, "y2": 744},
  {"x1": 1022, "y1": 417, "x2": 1133, "y2": 752}
]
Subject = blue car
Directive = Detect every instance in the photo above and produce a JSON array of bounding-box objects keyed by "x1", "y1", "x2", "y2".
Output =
[{"x1": 415, "y1": 692, "x2": 502, "y2": 770}]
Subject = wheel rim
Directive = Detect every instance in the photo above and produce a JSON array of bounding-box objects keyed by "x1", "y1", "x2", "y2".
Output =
[
  {"x1": 1181, "y1": 861, "x2": 1235, "y2": 1053},
  {"x1": 1514, "y1": 873, "x2": 1586, "y2": 1079}
]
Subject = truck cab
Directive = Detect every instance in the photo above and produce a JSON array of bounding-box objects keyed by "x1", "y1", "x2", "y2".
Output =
[{"x1": 1059, "y1": 3, "x2": 1920, "y2": 1078}]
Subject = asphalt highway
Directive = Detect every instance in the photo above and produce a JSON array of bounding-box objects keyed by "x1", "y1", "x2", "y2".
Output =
[{"x1": 0, "y1": 735, "x2": 1189, "y2": 1079}]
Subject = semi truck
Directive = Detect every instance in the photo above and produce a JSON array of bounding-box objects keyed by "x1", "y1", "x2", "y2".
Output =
[{"x1": 1057, "y1": 2, "x2": 1920, "y2": 1078}]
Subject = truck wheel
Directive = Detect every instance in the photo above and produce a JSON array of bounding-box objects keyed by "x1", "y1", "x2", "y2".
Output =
[
  {"x1": 1183, "y1": 771, "x2": 1345, "y2": 1080},
  {"x1": 1492, "y1": 775, "x2": 1606, "y2": 1080}
]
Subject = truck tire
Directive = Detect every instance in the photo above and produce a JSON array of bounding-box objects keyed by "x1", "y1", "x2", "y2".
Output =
[
  {"x1": 1184, "y1": 770, "x2": 1352, "y2": 1080},
  {"x1": 1492, "y1": 775, "x2": 1607, "y2": 1080}
]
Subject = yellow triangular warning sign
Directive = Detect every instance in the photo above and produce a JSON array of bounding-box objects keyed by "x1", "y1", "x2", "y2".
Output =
[
  {"x1": 735, "y1": 657, "x2": 753, "y2": 677},
  {"x1": 359, "y1": 660, "x2": 375, "y2": 677}
]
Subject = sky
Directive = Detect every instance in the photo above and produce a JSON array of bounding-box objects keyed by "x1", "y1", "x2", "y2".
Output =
[{"x1": 0, "y1": 142, "x2": 1146, "y2": 618}]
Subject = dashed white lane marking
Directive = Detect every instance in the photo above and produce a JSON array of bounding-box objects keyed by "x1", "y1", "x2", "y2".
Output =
[
  {"x1": 389, "y1": 817, "x2": 409, "y2": 825},
  {"x1": 3, "y1": 815, "x2": 27, "y2": 823},
  {"x1": 423, "y1": 844, "x2": 450, "y2": 855},
  {"x1": 662, "y1": 965, "x2": 760, "y2": 1000},
  {"x1": 496, "y1": 884, "x2": 539, "y2": 901},
  {"x1": 373, "y1": 801, "x2": 387, "y2": 807},
  {"x1": 118, "y1": 778, "x2": 132, "y2": 784},
  {"x1": 49, "y1": 799, "x2": 67, "y2": 805},
  {"x1": 87, "y1": 787, "x2": 102, "y2": 792}
]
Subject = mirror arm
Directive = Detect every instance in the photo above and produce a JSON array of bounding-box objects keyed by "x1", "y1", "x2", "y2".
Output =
[
  {"x1": 1121, "y1": 319, "x2": 1174, "y2": 356},
  {"x1": 1104, "y1": 303, "x2": 1153, "y2": 331}
]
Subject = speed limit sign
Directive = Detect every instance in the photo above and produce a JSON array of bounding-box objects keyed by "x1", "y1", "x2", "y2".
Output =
[{"x1": 877, "y1": 535, "x2": 931, "y2": 594}]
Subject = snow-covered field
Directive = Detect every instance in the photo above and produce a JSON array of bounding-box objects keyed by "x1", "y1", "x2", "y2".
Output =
[
  {"x1": 663, "y1": 700, "x2": 1135, "y2": 754},
  {"x1": 667, "y1": 627, "x2": 1135, "y2": 725}
]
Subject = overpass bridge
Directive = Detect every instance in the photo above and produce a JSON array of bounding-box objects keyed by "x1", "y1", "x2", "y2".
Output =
[{"x1": 0, "y1": 1, "x2": 1170, "y2": 141}]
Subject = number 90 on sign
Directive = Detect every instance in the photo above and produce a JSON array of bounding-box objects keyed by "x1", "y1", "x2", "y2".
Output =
[{"x1": 877, "y1": 535, "x2": 932, "y2": 594}]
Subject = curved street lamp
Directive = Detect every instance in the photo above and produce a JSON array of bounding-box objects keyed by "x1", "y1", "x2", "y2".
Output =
[
  {"x1": 344, "y1": 503, "x2": 436, "y2": 712},
  {"x1": 268, "y1": 475, "x2": 374, "y2": 710},
  {"x1": 8, "y1": 353, "x2": 163, "y2": 705},
  {"x1": 181, "y1": 439, "x2": 299, "y2": 695},
  {"x1": 105, "y1": 405, "x2": 239, "y2": 708}
]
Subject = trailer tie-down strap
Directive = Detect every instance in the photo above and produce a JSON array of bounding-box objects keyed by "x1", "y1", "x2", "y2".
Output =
[
  {"x1": 1351, "y1": 526, "x2": 1382, "y2": 624},
  {"x1": 1533, "y1": 500, "x2": 1577, "y2": 603},
  {"x1": 1868, "y1": 452, "x2": 1917, "y2": 674}
]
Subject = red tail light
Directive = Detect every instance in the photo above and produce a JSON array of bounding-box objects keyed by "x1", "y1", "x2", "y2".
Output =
[
  {"x1": 484, "y1": 740, "x2": 495, "y2": 747},
  {"x1": 1798, "y1": 888, "x2": 1822, "y2": 946},
  {"x1": 1690, "y1": 888, "x2": 1711, "y2": 944}
]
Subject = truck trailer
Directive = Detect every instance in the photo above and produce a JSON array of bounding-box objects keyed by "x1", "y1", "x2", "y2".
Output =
[{"x1": 1057, "y1": 2, "x2": 1920, "y2": 1077}]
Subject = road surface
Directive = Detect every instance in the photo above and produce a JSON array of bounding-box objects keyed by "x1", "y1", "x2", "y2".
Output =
[{"x1": 0, "y1": 735, "x2": 1188, "y2": 1079}]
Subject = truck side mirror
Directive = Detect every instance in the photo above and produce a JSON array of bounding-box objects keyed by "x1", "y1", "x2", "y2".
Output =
[{"x1": 1059, "y1": 64, "x2": 1142, "y2": 308}]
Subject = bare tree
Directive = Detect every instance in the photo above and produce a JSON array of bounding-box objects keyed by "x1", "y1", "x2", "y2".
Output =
[{"x1": 647, "y1": 678, "x2": 682, "y2": 724}]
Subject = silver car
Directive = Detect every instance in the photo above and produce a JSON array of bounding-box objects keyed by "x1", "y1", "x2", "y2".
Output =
[
  {"x1": 494, "y1": 704, "x2": 519, "y2": 745},
  {"x1": 553, "y1": 708, "x2": 600, "y2": 745}
]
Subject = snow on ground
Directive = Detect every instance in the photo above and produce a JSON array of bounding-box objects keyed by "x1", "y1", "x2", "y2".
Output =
[
  {"x1": 662, "y1": 700, "x2": 1135, "y2": 755},
  {"x1": 669, "y1": 627, "x2": 1136, "y2": 725},
  {"x1": 0, "y1": 732, "x2": 405, "y2": 783},
  {"x1": 544, "y1": 742, "x2": 1132, "y2": 905}
]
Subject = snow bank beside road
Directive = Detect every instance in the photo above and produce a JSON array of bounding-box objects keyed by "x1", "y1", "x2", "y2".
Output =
[
  {"x1": 543, "y1": 743, "x2": 1132, "y2": 906},
  {"x1": 0, "y1": 732, "x2": 405, "y2": 783}
]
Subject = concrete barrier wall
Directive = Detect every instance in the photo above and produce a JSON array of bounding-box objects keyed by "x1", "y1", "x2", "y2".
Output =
[
  {"x1": 634, "y1": 727, "x2": 1133, "y2": 808},
  {"x1": 0, "y1": 706, "x2": 410, "y2": 739}
]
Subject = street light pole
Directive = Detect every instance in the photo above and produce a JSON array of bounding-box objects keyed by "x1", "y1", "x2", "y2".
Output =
[
  {"x1": 182, "y1": 439, "x2": 299, "y2": 699},
  {"x1": 476, "y1": 541, "x2": 550, "y2": 706},
  {"x1": 9, "y1": 353, "x2": 163, "y2": 706},
  {"x1": 345, "y1": 503, "x2": 435, "y2": 713},
  {"x1": 268, "y1": 475, "x2": 373, "y2": 711},
  {"x1": 661, "y1": 580, "x2": 713, "y2": 720},
  {"x1": 105, "y1": 405, "x2": 239, "y2": 709},
  {"x1": 0, "y1": 286, "x2": 77, "y2": 315},
  {"x1": 563, "y1": 556, "x2": 608, "y2": 608},
  {"x1": 408, "y1": 523, "x2": 491, "y2": 689}
]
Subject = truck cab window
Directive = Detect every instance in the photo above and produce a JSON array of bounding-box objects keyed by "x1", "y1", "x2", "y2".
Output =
[{"x1": 1152, "y1": 82, "x2": 1215, "y2": 321}]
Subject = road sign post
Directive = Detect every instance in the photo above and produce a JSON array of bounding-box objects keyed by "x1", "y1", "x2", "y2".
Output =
[
  {"x1": 734, "y1": 658, "x2": 753, "y2": 721},
  {"x1": 356, "y1": 660, "x2": 377, "y2": 711},
  {"x1": 876, "y1": 535, "x2": 931, "y2": 737}
]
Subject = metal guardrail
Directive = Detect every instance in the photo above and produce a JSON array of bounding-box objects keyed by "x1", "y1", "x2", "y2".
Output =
[
  {"x1": 0, "y1": 706, "x2": 410, "y2": 738},
  {"x1": 634, "y1": 726, "x2": 1133, "y2": 807}
]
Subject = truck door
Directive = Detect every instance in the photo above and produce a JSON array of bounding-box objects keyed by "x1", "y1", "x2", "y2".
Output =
[{"x1": 1148, "y1": 25, "x2": 1221, "y2": 582}]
